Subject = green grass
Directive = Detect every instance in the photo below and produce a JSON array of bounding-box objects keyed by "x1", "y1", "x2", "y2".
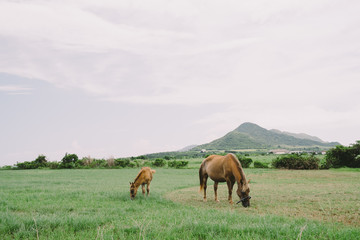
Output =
[
  {"x1": 167, "y1": 168, "x2": 360, "y2": 226},
  {"x1": 0, "y1": 168, "x2": 359, "y2": 239}
]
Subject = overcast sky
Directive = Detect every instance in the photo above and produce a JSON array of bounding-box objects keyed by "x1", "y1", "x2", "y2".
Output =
[{"x1": 1, "y1": 0, "x2": 359, "y2": 166}]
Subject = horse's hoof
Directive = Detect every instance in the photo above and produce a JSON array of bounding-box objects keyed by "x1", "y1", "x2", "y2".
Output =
[
  {"x1": 229, "y1": 201, "x2": 233, "y2": 204},
  {"x1": 203, "y1": 199, "x2": 207, "y2": 202},
  {"x1": 215, "y1": 200, "x2": 220, "y2": 203}
]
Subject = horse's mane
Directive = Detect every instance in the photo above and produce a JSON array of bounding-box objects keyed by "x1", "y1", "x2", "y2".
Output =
[
  {"x1": 229, "y1": 154, "x2": 248, "y2": 187},
  {"x1": 133, "y1": 168, "x2": 144, "y2": 183}
]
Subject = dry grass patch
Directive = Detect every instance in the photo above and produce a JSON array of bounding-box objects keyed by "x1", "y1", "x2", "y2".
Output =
[{"x1": 165, "y1": 169, "x2": 360, "y2": 226}]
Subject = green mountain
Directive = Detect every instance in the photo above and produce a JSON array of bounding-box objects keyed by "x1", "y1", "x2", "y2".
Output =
[{"x1": 192, "y1": 122, "x2": 339, "y2": 151}]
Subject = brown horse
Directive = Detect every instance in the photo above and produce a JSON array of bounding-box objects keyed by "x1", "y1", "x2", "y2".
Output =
[
  {"x1": 129, "y1": 167, "x2": 156, "y2": 200},
  {"x1": 199, "y1": 153, "x2": 251, "y2": 207}
]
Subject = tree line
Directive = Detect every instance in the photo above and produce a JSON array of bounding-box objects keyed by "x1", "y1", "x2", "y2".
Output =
[
  {"x1": 2, "y1": 141, "x2": 359, "y2": 170},
  {"x1": 9, "y1": 153, "x2": 189, "y2": 170}
]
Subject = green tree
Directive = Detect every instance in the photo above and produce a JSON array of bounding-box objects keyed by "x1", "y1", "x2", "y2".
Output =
[
  {"x1": 34, "y1": 155, "x2": 48, "y2": 168},
  {"x1": 325, "y1": 141, "x2": 360, "y2": 168},
  {"x1": 60, "y1": 153, "x2": 79, "y2": 168}
]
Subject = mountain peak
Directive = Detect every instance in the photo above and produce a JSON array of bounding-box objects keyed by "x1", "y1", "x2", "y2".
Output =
[{"x1": 235, "y1": 122, "x2": 265, "y2": 132}]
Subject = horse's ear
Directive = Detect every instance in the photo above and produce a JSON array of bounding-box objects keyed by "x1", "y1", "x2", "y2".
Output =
[{"x1": 129, "y1": 182, "x2": 132, "y2": 185}]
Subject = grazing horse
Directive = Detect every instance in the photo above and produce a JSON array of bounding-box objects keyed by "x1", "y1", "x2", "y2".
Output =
[
  {"x1": 199, "y1": 153, "x2": 251, "y2": 207},
  {"x1": 129, "y1": 167, "x2": 156, "y2": 200}
]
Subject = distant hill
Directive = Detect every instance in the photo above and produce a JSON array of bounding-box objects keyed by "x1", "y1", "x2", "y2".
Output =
[
  {"x1": 177, "y1": 145, "x2": 198, "y2": 152},
  {"x1": 192, "y1": 122, "x2": 339, "y2": 151},
  {"x1": 270, "y1": 129, "x2": 325, "y2": 143}
]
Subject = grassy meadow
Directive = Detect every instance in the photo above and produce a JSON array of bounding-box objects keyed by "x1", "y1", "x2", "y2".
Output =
[{"x1": 0, "y1": 164, "x2": 360, "y2": 239}]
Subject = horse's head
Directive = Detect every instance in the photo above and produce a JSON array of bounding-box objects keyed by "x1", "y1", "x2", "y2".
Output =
[
  {"x1": 129, "y1": 182, "x2": 137, "y2": 200},
  {"x1": 236, "y1": 179, "x2": 251, "y2": 207}
]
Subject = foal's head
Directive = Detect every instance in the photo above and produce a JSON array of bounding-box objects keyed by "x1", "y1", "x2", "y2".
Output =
[
  {"x1": 237, "y1": 179, "x2": 251, "y2": 207},
  {"x1": 129, "y1": 182, "x2": 138, "y2": 200}
]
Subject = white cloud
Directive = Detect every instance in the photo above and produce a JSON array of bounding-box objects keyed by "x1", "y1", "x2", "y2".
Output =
[
  {"x1": 0, "y1": 0, "x2": 360, "y2": 165},
  {"x1": 1, "y1": 1, "x2": 359, "y2": 106},
  {"x1": 1, "y1": 0, "x2": 359, "y2": 107},
  {"x1": 0, "y1": 1, "x2": 358, "y2": 99}
]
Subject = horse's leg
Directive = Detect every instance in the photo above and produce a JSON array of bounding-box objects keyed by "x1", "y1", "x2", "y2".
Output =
[
  {"x1": 203, "y1": 175, "x2": 208, "y2": 202},
  {"x1": 214, "y1": 182, "x2": 220, "y2": 202},
  {"x1": 141, "y1": 184, "x2": 145, "y2": 196},
  {"x1": 231, "y1": 181, "x2": 236, "y2": 203},
  {"x1": 226, "y1": 179, "x2": 234, "y2": 204}
]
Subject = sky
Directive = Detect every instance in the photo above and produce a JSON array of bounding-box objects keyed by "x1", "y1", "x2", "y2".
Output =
[{"x1": 0, "y1": 0, "x2": 359, "y2": 166}]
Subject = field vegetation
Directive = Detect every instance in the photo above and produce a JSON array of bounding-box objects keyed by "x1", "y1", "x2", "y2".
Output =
[{"x1": 1, "y1": 167, "x2": 359, "y2": 239}]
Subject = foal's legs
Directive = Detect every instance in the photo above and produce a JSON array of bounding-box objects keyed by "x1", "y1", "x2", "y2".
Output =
[
  {"x1": 146, "y1": 182, "x2": 151, "y2": 196},
  {"x1": 214, "y1": 182, "x2": 220, "y2": 202},
  {"x1": 226, "y1": 179, "x2": 235, "y2": 204},
  {"x1": 141, "y1": 184, "x2": 146, "y2": 196}
]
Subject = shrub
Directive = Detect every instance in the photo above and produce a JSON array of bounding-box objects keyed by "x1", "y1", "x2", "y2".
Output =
[
  {"x1": 81, "y1": 156, "x2": 93, "y2": 166},
  {"x1": 236, "y1": 155, "x2": 253, "y2": 168},
  {"x1": 142, "y1": 160, "x2": 152, "y2": 167},
  {"x1": 16, "y1": 161, "x2": 35, "y2": 169},
  {"x1": 167, "y1": 160, "x2": 176, "y2": 168},
  {"x1": 89, "y1": 159, "x2": 107, "y2": 168},
  {"x1": 176, "y1": 161, "x2": 189, "y2": 168},
  {"x1": 107, "y1": 157, "x2": 115, "y2": 167},
  {"x1": 320, "y1": 160, "x2": 331, "y2": 170},
  {"x1": 168, "y1": 160, "x2": 189, "y2": 168},
  {"x1": 115, "y1": 159, "x2": 130, "y2": 168},
  {"x1": 254, "y1": 161, "x2": 268, "y2": 168},
  {"x1": 240, "y1": 158, "x2": 253, "y2": 168},
  {"x1": 1, "y1": 165, "x2": 14, "y2": 170},
  {"x1": 272, "y1": 154, "x2": 320, "y2": 169},
  {"x1": 16, "y1": 155, "x2": 49, "y2": 169},
  {"x1": 48, "y1": 161, "x2": 60, "y2": 169},
  {"x1": 152, "y1": 158, "x2": 166, "y2": 167},
  {"x1": 128, "y1": 162, "x2": 136, "y2": 168},
  {"x1": 133, "y1": 160, "x2": 142, "y2": 167},
  {"x1": 302, "y1": 155, "x2": 320, "y2": 169}
]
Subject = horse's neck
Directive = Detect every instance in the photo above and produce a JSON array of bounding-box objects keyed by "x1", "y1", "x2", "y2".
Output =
[
  {"x1": 133, "y1": 171, "x2": 144, "y2": 187},
  {"x1": 232, "y1": 158, "x2": 247, "y2": 188}
]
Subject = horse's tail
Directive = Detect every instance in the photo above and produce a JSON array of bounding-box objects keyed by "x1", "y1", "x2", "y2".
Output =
[{"x1": 199, "y1": 162, "x2": 205, "y2": 193}]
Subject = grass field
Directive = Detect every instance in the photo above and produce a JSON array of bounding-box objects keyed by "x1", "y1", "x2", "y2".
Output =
[{"x1": 0, "y1": 167, "x2": 359, "y2": 239}]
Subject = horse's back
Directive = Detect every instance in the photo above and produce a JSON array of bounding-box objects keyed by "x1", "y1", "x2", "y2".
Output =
[
  {"x1": 201, "y1": 154, "x2": 237, "y2": 181},
  {"x1": 202, "y1": 154, "x2": 237, "y2": 168},
  {"x1": 137, "y1": 167, "x2": 155, "y2": 183}
]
